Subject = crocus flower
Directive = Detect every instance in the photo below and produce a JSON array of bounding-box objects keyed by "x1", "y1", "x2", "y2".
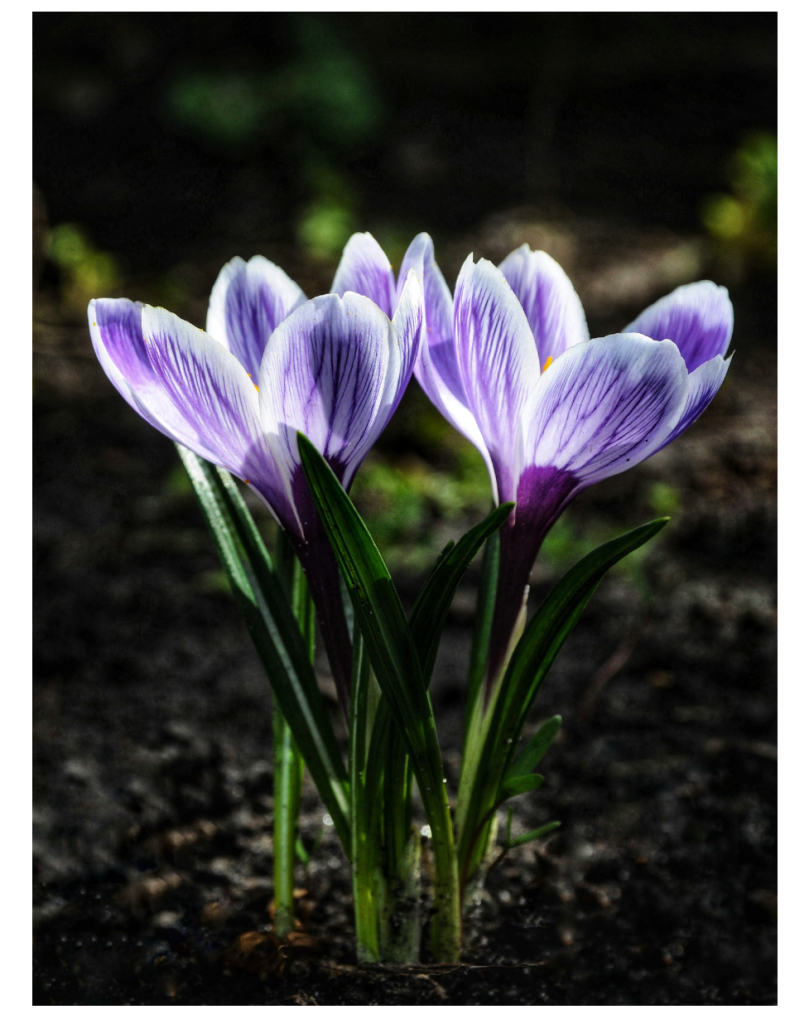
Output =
[
  {"x1": 406, "y1": 235, "x2": 733, "y2": 690},
  {"x1": 88, "y1": 245, "x2": 424, "y2": 711}
]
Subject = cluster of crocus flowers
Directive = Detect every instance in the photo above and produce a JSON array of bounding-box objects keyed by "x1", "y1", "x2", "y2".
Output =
[
  {"x1": 406, "y1": 234, "x2": 734, "y2": 687},
  {"x1": 89, "y1": 239, "x2": 424, "y2": 712},
  {"x1": 89, "y1": 230, "x2": 732, "y2": 701}
]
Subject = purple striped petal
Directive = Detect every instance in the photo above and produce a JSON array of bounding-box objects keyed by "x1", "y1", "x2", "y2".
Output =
[
  {"x1": 141, "y1": 305, "x2": 288, "y2": 517},
  {"x1": 624, "y1": 281, "x2": 733, "y2": 373},
  {"x1": 387, "y1": 269, "x2": 425, "y2": 419},
  {"x1": 89, "y1": 298, "x2": 221, "y2": 464},
  {"x1": 655, "y1": 352, "x2": 732, "y2": 451},
  {"x1": 206, "y1": 255, "x2": 306, "y2": 380},
  {"x1": 404, "y1": 237, "x2": 497, "y2": 488},
  {"x1": 330, "y1": 233, "x2": 396, "y2": 318},
  {"x1": 454, "y1": 255, "x2": 541, "y2": 503},
  {"x1": 522, "y1": 333, "x2": 688, "y2": 487},
  {"x1": 259, "y1": 292, "x2": 398, "y2": 514},
  {"x1": 398, "y1": 233, "x2": 454, "y2": 345},
  {"x1": 499, "y1": 244, "x2": 589, "y2": 365}
]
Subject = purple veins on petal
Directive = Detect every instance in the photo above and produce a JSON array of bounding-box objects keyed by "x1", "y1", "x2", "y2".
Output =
[
  {"x1": 655, "y1": 352, "x2": 732, "y2": 452},
  {"x1": 454, "y1": 255, "x2": 540, "y2": 504},
  {"x1": 387, "y1": 269, "x2": 425, "y2": 420},
  {"x1": 259, "y1": 291, "x2": 398, "y2": 504},
  {"x1": 499, "y1": 244, "x2": 589, "y2": 366},
  {"x1": 140, "y1": 305, "x2": 276, "y2": 490},
  {"x1": 206, "y1": 255, "x2": 307, "y2": 380},
  {"x1": 624, "y1": 280, "x2": 733, "y2": 373},
  {"x1": 331, "y1": 233, "x2": 396, "y2": 319},
  {"x1": 89, "y1": 297, "x2": 220, "y2": 464},
  {"x1": 398, "y1": 232, "x2": 454, "y2": 347},
  {"x1": 522, "y1": 333, "x2": 689, "y2": 487}
]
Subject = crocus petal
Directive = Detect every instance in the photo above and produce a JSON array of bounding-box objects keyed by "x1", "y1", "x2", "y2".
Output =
[
  {"x1": 398, "y1": 232, "x2": 454, "y2": 345},
  {"x1": 206, "y1": 255, "x2": 307, "y2": 380},
  {"x1": 656, "y1": 352, "x2": 732, "y2": 451},
  {"x1": 522, "y1": 333, "x2": 688, "y2": 487},
  {"x1": 387, "y1": 268, "x2": 425, "y2": 419},
  {"x1": 141, "y1": 305, "x2": 287, "y2": 512},
  {"x1": 499, "y1": 244, "x2": 589, "y2": 364},
  {"x1": 624, "y1": 281, "x2": 733, "y2": 373},
  {"x1": 454, "y1": 255, "x2": 541, "y2": 503},
  {"x1": 89, "y1": 298, "x2": 222, "y2": 464},
  {"x1": 259, "y1": 292, "x2": 398, "y2": 511},
  {"x1": 403, "y1": 238, "x2": 497, "y2": 489},
  {"x1": 330, "y1": 232, "x2": 396, "y2": 318}
]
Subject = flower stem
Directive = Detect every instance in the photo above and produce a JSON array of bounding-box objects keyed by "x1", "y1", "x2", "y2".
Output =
[
  {"x1": 349, "y1": 630, "x2": 381, "y2": 962},
  {"x1": 273, "y1": 706, "x2": 302, "y2": 938},
  {"x1": 272, "y1": 538, "x2": 315, "y2": 939}
]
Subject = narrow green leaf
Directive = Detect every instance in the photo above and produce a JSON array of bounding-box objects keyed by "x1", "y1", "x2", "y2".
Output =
[
  {"x1": 349, "y1": 621, "x2": 380, "y2": 962},
  {"x1": 506, "y1": 821, "x2": 560, "y2": 848},
  {"x1": 458, "y1": 518, "x2": 669, "y2": 885},
  {"x1": 297, "y1": 433, "x2": 461, "y2": 962},
  {"x1": 500, "y1": 773, "x2": 544, "y2": 798},
  {"x1": 409, "y1": 502, "x2": 514, "y2": 685},
  {"x1": 297, "y1": 435, "x2": 430, "y2": 767},
  {"x1": 505, "y1": 715, "x2": 562, "y2": 783},
  {"x1": 464, "y1": 528, "x2": 500, "y2": 746},
  {"x1": 501, "y1": 519, "x2": 669, "y2": 738},
  {"x1": 176, "y1": 445, "x2": 350, "y2": 850}
]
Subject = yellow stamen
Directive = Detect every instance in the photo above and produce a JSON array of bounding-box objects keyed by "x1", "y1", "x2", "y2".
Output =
[{"x1": 542, "y1": 355, "x2": 553, "y2": 373}]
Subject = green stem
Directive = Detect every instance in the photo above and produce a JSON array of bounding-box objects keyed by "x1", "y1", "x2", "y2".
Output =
[
  {"x1": 273, "y1": 706, "x2": 302, "y2": 938},
  {"x1": 349, "y1": 628, "x2": 381, "y2": 962},
  {"x1": 463, "y1": 528, "x2": 500, "y2": 751},
  {"x1": 272, "y1": 537, "x2": 314, "y2": 939},
  {"x1": 423, "y1": 779, "x2": 461, "y2": 963}
]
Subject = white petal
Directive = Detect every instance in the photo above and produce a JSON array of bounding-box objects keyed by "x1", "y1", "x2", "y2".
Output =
[
  {"x1": 522, "y1": 333, "x2": 688, "y2": 486},
  {"x1": 454, "y1": 255, "x2": 540, "y2": 503},
  {"x1": 259, "y1": 292, "x2": 397, "y2": 504},
  {"x1": 499, "y1": 244, "x2": 589, "y2": 364},
  {"x1": 206, "y1": 255, "x2": 306, "y2": 378},
  {"x1": 330, "y1": 232, "x2": 396, "y2": 317}
]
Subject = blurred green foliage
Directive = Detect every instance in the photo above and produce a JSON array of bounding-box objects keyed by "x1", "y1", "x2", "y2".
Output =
[
  {"x1": 352, "y1": 443, "x2": 492, "y2": 572},
  {"x1": 164, "y1": 16, "x2": 383, "y2": 261},
  {"x1": 702, "y1": 132, "x2": 776, "y2": 271},
  {"x1": 646, "y1": 480, "x2": 681, "y2": 517},
  {"x1": 46, "y1": 223, "x2": 121, "y2": 310},
  {"x1": 165, "y1": 18, "x2": 382, "y2": 152}
]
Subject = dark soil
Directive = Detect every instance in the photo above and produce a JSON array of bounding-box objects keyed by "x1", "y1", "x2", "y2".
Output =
[{"x1": 33, "y1": 217, "x2": 776, "y2": 1005}]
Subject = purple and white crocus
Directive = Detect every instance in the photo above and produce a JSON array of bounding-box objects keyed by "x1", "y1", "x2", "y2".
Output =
[
  {"x1": 401, "y1": 235, "x2": 733, "y2": 690},
  {"x1": 89, "y1": 238, "x2": 424, "y2": 712}
]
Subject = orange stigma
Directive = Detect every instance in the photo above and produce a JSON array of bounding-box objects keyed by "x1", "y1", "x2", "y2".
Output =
[{"x1": 542, "y1": 355, "x2": 553, "y2": 372}]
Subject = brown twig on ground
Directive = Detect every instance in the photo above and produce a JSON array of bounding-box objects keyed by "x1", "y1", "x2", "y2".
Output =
[
  {"x1": 322, "y1": 959, "x2": 546, "y2": 977},
  {"x1": 577, "y1": 619, "x2": 649, "y2": 722}
]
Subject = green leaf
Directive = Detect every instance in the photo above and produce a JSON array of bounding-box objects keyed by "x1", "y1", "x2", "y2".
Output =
[
  {"x1": 409, "y1": 502, "x2": 513, "y2": 685},
  {"x1": 297, "y1": 435, "x2": 428, "y2": 755},
  {"x1": 500, "y1": 773, "x2": 544, "y2": 798},
  {"x1": 464, "y1": 528, "x2": 500, "y2": 745},
  {"x1": 505, "y1": 716, "x2": 561, "y2": 783},
  {"x1": 506, "y1": 821, "x2": 560, "y2": 848},
  {"x1": 176, "y1": 445, "x2": 350, "y2": 850},
  {"x1": 297, "y1": 433, "x2": 461, "y2": 962},
  {"x1": 500, "y1": 519, "x2": 669, "y2": 739},
  {"x1": 457, "y1": 518, "x2": 669, "y2": 885}
]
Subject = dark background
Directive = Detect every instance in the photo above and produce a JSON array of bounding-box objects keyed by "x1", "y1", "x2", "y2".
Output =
[{"x1": 33, "y1": 12, "x2": 776, "y2": 1005}]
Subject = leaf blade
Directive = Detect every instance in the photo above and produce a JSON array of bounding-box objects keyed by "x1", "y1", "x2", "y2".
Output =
[
  {"x1": 506, "y1": 715, "x2": 562, "y2": 783},
  {"x1": 176, "y1": 445, "x2": 350, "y2": 849},
  {"x1": 408, "y1": 502, "x2": 513, "y2": 685}
]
